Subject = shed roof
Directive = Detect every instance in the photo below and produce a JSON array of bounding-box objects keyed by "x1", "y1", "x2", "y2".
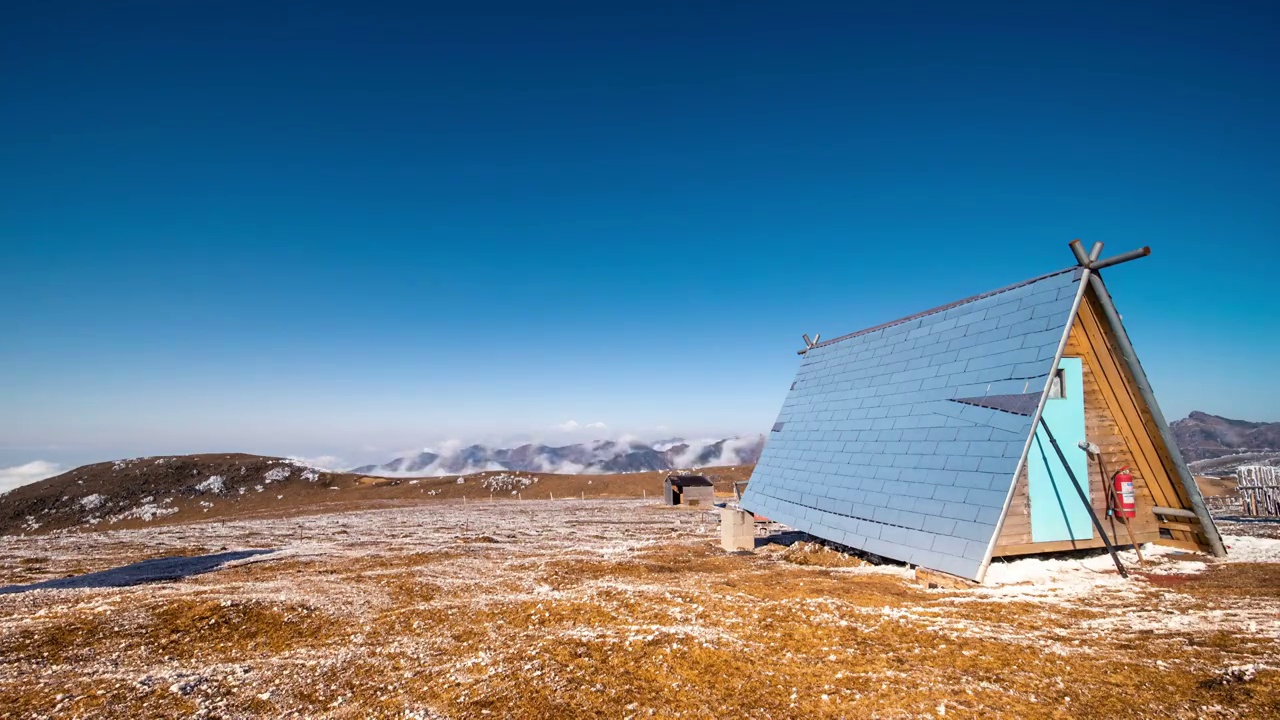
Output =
[
  {"x1": 740, "y1": 267, "x2": 1085, "y2": 580},
  {"x1": 666, "y1": 474, "x2": 714, "y2": 488}
]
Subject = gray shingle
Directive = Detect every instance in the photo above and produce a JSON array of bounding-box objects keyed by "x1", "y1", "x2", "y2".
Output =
[{"x1": 740, "y1": 267, "x2": 1081, "y2": 582}]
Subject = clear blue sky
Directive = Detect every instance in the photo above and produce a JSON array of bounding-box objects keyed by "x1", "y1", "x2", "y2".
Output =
[{"x1": 1, "y1": 1, "x2": 1277, "y2": 473}]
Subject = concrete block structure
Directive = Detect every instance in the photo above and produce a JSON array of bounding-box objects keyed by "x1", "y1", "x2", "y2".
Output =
[{"x1": 720, "y1": 507, "x2": 756, "y2": 551}]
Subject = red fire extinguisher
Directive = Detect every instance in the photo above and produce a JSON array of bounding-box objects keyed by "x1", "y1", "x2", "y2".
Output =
[{"x1": 1112, "y1": 466, "x2": 1136, "y2": 519}]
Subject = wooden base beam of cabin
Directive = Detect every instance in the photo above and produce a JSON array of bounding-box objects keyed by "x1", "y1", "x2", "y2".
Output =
[
  {"x1": 994, "y1": 531, "x2": 1211, "y2": 558},
  {"x1": 994, "y1": 536, "x2": 1151, "y2": 557},
  {"x1": 1151, "y1": 538, "x2": 1206, "y2": 553},
  {"x1": 916, "y1": 567, "x2": 979, "y2": 590}
]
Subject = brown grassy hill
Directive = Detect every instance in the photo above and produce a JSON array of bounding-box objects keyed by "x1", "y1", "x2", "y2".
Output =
[
  {"x1": 1172, "y1": 411, "x2": 1280, "y2": 461},
  {"x1": 0, "y1": 454, "x2": 752, "y2": 536}
]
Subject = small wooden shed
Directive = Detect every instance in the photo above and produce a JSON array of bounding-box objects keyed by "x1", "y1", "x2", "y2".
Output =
[{"x1": 664, "y1": 474, "x2": 715, "y2": 507}]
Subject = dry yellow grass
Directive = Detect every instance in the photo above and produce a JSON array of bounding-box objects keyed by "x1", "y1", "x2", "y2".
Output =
[{"x1": 1, "y1": 500, "x2": 1277, "y2": 719}]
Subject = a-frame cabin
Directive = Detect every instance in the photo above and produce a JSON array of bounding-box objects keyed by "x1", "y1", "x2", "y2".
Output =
[{"x1": 741, "y1": 241, "x2": 1225, "y2": 583}]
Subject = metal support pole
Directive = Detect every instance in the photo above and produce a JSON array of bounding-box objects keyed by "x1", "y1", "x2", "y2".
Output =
[
  {"x1": 1069, "y1": 239, "x2": 1151, "y2": 271},
  {"x1": 1039, "y1": 417, "x2": 1128, "y2": 578},
  {"x1": 1089, "y1": 246, "x2": 1151, "y2": 270},
  {"x1": 1068, "y1": 239, "x2": 1091, "y2": 266}
]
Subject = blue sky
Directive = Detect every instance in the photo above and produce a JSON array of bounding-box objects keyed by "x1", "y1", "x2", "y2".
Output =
[{"x1": 1, "y1": 1, "x2": 1277, "y2": 477}]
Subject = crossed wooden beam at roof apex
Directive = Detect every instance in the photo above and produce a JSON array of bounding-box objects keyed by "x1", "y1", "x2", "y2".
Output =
[{"x1": 1067, "y1": 239, "x2": 1151, "y2": 272}]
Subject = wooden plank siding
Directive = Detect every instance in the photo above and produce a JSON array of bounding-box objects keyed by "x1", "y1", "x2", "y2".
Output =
[{"x1": 993, "y1": 284, "x2": 1210, "y2": 556}]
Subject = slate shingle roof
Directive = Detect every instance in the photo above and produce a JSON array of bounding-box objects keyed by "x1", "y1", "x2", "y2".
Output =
[
  {"x1": 740, "y1": 267, "x2": 1085, "y2": 580},
  {"x1": 667, "y1": 474, "x2": 713, "y2": 488}
]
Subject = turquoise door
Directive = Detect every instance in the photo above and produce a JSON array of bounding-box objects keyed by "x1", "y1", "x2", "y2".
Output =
[{"x1": 1028, "y1": 357, "x2": 1093, "y2": 542}]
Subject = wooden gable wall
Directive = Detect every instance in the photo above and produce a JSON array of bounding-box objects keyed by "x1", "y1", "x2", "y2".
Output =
[{"x1": 993, "y1": 285, "x2": 1211, "y2": 556}]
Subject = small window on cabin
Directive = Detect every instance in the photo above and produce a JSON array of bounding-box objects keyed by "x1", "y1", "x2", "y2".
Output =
[
  {"x1": 772, "y1": 422, "x2": 785, "y2": 433},
  {"x1": 1048, "y1": 368, "x2": 1066, "y2": 399}
]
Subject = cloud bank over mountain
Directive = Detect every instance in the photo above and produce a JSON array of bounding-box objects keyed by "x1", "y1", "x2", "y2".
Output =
[
  {"x1": 349, "y1": 435, "x2": 766, "y2": 477},
  {"x1": 0, "y1": 461, "x2": 64, "y2": 493}
]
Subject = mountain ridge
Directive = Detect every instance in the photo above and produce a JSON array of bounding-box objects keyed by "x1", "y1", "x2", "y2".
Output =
[
  {"x1": 1171, "y1": 411, "x2": 1280, "y2": 461},
  {"x1": 0, "y1": 454, "x2": 754, "y2": 536},
  {"x1": 350, "y1": 436, "x2": 766, "y2": 476},
  {"x1": 1172, "y1": 411, "x2": 1280, "y2": 474}
]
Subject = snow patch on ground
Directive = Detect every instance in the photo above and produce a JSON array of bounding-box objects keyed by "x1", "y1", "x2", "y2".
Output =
[
  {"x1": 194, "y1": 476, "x2": 225, "y2": 494},
  {"x1": 975, "y1": 534, "x2": 1280, "y2": 602},
  {"x1": 481, "y1": 473, "x2": 538, "y2": 493},
  {"x1": 79, "y1": 494, "x2": 106, "y2": 511},
  {"x1": 109, "y1": 500, "x2": 179, "y2": 524},
  {"x1": 978, "y1": 544, "x2": 1197, "y2": 601},
  {"x1": 1221, "y1": 534, "x2": 1280, "y2": 563}
]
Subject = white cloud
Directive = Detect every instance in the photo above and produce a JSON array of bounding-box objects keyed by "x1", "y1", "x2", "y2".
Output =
[
  {"x1": 669, "y1": 435, "x2": 765, "y2": 469},
  {"x1": 421, "y1": 439, "x2": 464, "y2": 456},
  {"x1": 553, "y1": 420, "x2": 607, "y2": 432},
  {"x1": 287, "y1": 455, "x2": 345, "y2": 471},
  {"x1": 0, "y1": 460, "x2": 63, "y2": 494}
]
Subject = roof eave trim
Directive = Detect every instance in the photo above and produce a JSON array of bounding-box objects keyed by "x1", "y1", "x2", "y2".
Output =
[
  {"x1": 973, "y1": 269, "x2": 1091, "y2": 584},
  {"x1": 811, "y1": 266, "x2": 1083, "y2": 351}
]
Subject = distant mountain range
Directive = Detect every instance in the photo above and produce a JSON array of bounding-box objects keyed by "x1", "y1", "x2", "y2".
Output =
[
  {"x1": 349, "y1": 436, "x2": 766, "y2": 476},
  {"x1": 4, "y1": 411, "x2": 1276, "y2": 535},
  {"x1": 1173, "y1": 411, "x2": 1280, "y2": 474}
]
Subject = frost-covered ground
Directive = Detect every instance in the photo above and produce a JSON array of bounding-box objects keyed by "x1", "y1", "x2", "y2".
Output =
[{"x1": 2, "y1": 500, "x2": 1279, "y2": 718}]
